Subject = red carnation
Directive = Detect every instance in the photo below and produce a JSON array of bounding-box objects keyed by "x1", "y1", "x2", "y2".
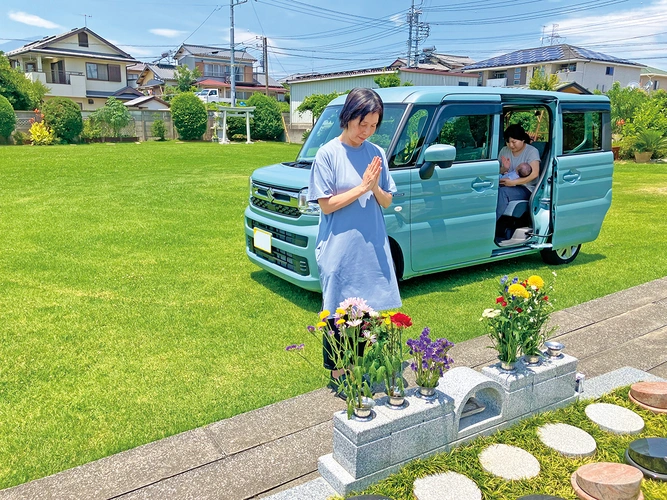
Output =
[
  {"x1": 390, "y1": 312, "x2": 412, "y2": 328},
  {"x1": 543, "y1": 296, "x2": 549, "y2": 301},
  {"x1": 516, "y1": 307, "x2": 523, "y2": 313},
  {"x1": 496, "y1": 296, "x2": 507, "y2": 307}
]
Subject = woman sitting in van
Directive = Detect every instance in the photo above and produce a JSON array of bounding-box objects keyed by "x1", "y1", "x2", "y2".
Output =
[{"x1": 496, "y1": 124, "x2": 540, "y2": 220}]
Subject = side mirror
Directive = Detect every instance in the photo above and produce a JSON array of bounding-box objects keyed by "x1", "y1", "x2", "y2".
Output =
[{"x1": 419, "y1": 144, "x2": 457, "y2": 180}]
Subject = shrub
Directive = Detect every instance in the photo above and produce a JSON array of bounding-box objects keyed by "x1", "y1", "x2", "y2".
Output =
[
  {"x1": 29, "y1": 121, "x2": 55, "y2": 145},
  {"x1": 151, "y1": 119, "x2": 167, "y2": 141},
  {"x1": 90, "y1": 97, "x2": 133, "y2": 137},
  {"x1": 246, "y1": 92, "x2": 284, "y2": 140},
  {"x1": 0, "y1": 94, "x2": 16, "y2": 140},
  {"x1": 12, "y1": 130, "x2": 29, "y2": 145},
  {"x1": 227, "y1": 116, "x2": 246, "y2": 139},
  {"x1": 171, "y1": 92, "x2": 207, "y2": 140},
  {"x1": 42, "y1": 97, "x2": 83, "y2": 142},
  {"x1": 80, "y1": 119, "x2": 102, "y2": 140}
]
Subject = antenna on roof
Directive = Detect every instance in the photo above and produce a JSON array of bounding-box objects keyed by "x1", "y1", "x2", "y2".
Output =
[{"x1": 82, "y1": 14, "x2": 92, "y2": 27}]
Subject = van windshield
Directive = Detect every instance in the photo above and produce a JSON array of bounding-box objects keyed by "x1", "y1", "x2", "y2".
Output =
[{"x1": 296, "y1": 104, "x2": 407, "y2": 163}]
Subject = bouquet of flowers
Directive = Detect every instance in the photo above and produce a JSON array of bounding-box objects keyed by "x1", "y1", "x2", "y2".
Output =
[
  {"x1": 406, "y1": 327, "x2": 454, "y2": 389},
  {"x1": 481, "y1": 274, "x2": 556, "y2": 363},
  {"x1": 370, "y1": 311, "x2": 413, "y2": 399}
]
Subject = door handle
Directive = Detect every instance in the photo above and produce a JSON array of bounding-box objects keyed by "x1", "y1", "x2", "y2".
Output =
[
  {"x1": 472, "y1": 179, "x2": 493, "y2": 190},
  {"x1": 562, "y1": 172, "x2": 580, "y2": 183}
]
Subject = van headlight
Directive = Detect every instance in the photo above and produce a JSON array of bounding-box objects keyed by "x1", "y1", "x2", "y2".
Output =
[{"x1": 298, "y1": 188, "x2": 320, "y2": 215}]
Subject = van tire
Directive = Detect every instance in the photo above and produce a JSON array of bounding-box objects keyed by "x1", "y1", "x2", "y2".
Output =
[
  {"x1": 540, "y1": 244, "x2": 581, "y2": 265},
  {"x1": 389, "y1": 238, "x2": 404, "y2": 281}
]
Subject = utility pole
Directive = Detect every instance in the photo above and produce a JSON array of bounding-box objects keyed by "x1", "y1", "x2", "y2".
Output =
[
  {"x1": 263, "y1": 36, "x2": 269, "y2": 96},
  {"x1": 230, "y1": 0, "x2": 248, "y2": 107},
  {"x1": 406, "y1": 1, "x2": 428, "y2": 68},
  {"x1": 407, "y1": 0, "x2": 414, "y2": 67}
]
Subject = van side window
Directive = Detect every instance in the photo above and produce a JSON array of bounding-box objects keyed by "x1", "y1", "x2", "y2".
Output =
[
  {"x1": 390, "y1": 106, "x2": 434, "y2": 168},
  {"x1": 433, "y1": 114, "x2": 492, "y2": 162},
  {"x1": 562, "y1": 111, "x2": 602, "y2": 154}
]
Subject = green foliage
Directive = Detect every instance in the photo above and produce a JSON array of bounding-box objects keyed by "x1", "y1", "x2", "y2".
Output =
[
  {"x1": 374, "y1": 72, "x2": 401, "y2": 88},
  {"x1": 171, "y1": 92, "x2": 207, "y2": 140},
  {"x1": 90, "y1": 97, "x2": 133, "y2": 137},
  {"x1": 41, "y1": 97, "x2": 83, "y2": 142},
  {"x1": 605, "y1": 81, "x2": 648, "y2": 133},
  {"x1": 12, "y1": 130, "x2": 29, "y2": 145},
  {"x1": 297, "y1": 91, "x2": 341, "y2": 124},
  {"x1": 174, "y1": 65, "x2": 202, "y2": 93},
  {"x1": 29, "y1": 121, "x2": 55, "y2": 145},
  {"x1": 628, "y1": 129, "x2": 667, "y2": 157},
  {"x1": 0, "y1": 52, "x2": 49, "y2": 110},
  {"x1": 246, "y1": 92, "x2": 284, "y2": 140},
  {"x1": 151, "y1": 119, "x2": 167, "y2": 141},
  {"x1": 277, "y1": 100, "x2": 289, "y2": 113},
  {"x1": 0, "y1": 94, "x2": 16, "y2": 139},
  {"x1": 80, "y1": 119, "x2": 102, "y2": 140},
  {"x1": 528, "y1": 66, "x2": 560, "y2": 91}
]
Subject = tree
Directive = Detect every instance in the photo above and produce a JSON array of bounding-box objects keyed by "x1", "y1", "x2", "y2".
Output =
[
  {"x1": 90, "y1": 97, "x2": 133, "y2": 137},
  {"x1": 529, "y1": 67, "x2": 560, "y2": 91},
  {"x1": 42, "y1": 97, "x2": 83, "y2": 142},
  {"x1": 0, "y1": 52, "x2": 49, "y2": 110},
  {"x1": 174, "y1": 65, "x2": 202, "y2": 93},
  {"x1": 0, "y1": 94, "x2": 16, "y2": 140},
  {"x1": 171, "y1": 92, "x2": 207, "y2": 140},
  {"x1": 297, "y1": 91, "x2": 341, "y2": 125},
  {"x1": 374, "y1": 71, "x2": 413, "y2": 88},
  {"x1": 247, "y1": 92, "x2": 283, "y2": 140},
  {"x1": 605, "y1": 81, "x2": 648, "y2": 133}
]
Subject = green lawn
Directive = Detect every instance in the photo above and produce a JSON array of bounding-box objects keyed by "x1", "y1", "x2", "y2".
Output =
[{"x1": 0, "y1": 143, "x2": 665, "y2": 489}]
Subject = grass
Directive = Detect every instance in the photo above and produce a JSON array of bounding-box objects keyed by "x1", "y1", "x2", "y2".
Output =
[
  {"x1": 0, "y1": 143, "x2": 665, "y2": 489},
  {"x1": 354, "y1": 388, "x2": 667, "y2": 500}
]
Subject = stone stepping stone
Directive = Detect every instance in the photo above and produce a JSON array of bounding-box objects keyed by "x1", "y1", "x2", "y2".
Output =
[
  {"x1": 571, "y1": 462, "x2": 644, "y2": 500},
  {"x1": 537, "y1": 423, "x2": 597, "y2": 458},
  {"x1": 626, "y1": 437, "x2": 667, "y2": 481},
  {"x1": 413, "y1": 471, "x2": 481, "y2": 500},
  {"x1": 517, "y1": 496, "x2": 566, "y2": 500},
  {"x1": 629, "y1": 381, "x2": 667, "y2": 414},
  {"x1": 585, "y1": 403, "x2": 644, "y2": 434},
  {"x1": 479, "y1": 444, "x2": 540, "y2": 480}
]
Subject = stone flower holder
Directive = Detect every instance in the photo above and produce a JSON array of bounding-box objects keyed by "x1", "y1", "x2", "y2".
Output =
[{"x1": 319, "y1": 354, "x2": 578, "y2": 495}]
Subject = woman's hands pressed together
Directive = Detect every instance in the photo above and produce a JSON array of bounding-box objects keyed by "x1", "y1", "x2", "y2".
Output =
[{"x1": 361, "y1": 156, "x2": 382, "y2": 192}]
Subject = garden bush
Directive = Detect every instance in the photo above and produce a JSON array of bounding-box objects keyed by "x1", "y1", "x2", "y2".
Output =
[
  {"x1": 90, "y1": 97, "x2": 133, "y2": 137},
  {"x1": 247, "y1": 92, "x2": 284, "y2": 140},
  {"x1": 0, "y1": 94, "x2": 16, "y2": 140},
  {"x1": 80, "y1": 119, "x2": 102, "y2": 141},
  {"x1": 226, "y1": 116, "x2": 246, "y2": 140},
  {"x1": 171, "y1": 92, "x2": 207, "y2": 140},
  {"x1": 42, "y1": 97, "x2": 83, "y2": 142},
  {"x1": 151, "y1": 119, "x2": 167, "y2": 141},
  {"x1": 29, "y1": 121, "x2": 55, "y2": 145},
  {"x1": 12, "y1": 130, "x2": 29, "y2": 145}
]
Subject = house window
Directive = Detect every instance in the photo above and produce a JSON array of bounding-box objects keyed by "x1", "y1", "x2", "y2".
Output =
[
  {"x1": 86, "y1": 63, "x2": 121, "y2": 82},
  {"x1": 458, "y1": 81, "x2": 469, "y2": 86},
  {"x1": 492, "y1": 71, "x2": 507, "y2": 79},
  {"x1": 78, "y1": 32, "x2": 89, "y2": 47},
  {"x1": 514, "y1": 79, "x2": 521, "y2": 85},
  {"x1": 204, "y1": 63, "x2": 227, "y2": 77},
  {"x1": 559, "y1": 63, "x2": 577, "y2": 72},
  {"x1": 514, "y1": 68, "x2": 521, "y2": 75},
  {"x1": 606, "y1": 66, "x2": 614, "y2": 76},
  {"x1": 26, "y1": 62, "x2": 37, "y2": 72}
]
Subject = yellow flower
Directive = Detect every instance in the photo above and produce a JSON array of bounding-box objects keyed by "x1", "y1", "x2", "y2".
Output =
[
  {"x1": 336, "y1": 318, "x2": 346, "y2": 325},
  {"x1": 385, "y1": 317, "x2": 391, "y2": 325},
  {"x1": 319, "y1": 310, "x2": 330, "y2": 320},
  {"x1": 335, "y1": 308, "x2": 346, "y2": 316},
  {"x1": 316, "y1": 321, "x2": 327, "y2": 329},
  {"x1": 508, "y1": 283, "x2": 530, "y2": 299},
  {"x1": 527, "y1": 275, "x2": 544, "y2": 289}
]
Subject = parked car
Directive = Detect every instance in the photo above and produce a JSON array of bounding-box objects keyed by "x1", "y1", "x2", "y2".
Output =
[
  {"x1": 195, "y1": 89, "x2": 228, "y2": 103},
  {"x1": 245, "y1": 86, "x2": 613, "y2": 292}
]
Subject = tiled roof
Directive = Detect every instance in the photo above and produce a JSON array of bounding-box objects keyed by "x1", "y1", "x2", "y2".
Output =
[
  {"x1": 641, "y1": 66, "x2": 667, "y2": 76},
  {"x1": 177, "y1": 44, "x2": 256, "y2": 62},
  {"x1": 462, "y1": 44, "x2": 642, "y2": 70}
]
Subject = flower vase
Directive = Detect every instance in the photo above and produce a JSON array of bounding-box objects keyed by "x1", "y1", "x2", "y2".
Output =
[
  {"x1": 499, "y1": 358, "x2": 517, "y2": 371},
  {"x1": 417, "y1": 383, "x2": 438, "y2": 400},
  {"x1": 523, "y1": 354, "x2": 541, "y2": 365},
  {"x1": 387, "y1": 386, "x2": 406, "y2": 408},
  {"x1": 352, "y1": 396, "x2": 375, "y2": 420}
]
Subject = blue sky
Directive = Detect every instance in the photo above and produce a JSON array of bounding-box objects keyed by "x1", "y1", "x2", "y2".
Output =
[{"x1": 2, "y1": 0, "x2": 666, "y2": 79}]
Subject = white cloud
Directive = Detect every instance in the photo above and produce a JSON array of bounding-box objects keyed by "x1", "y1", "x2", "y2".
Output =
[
  {"x1": 8, "y1": 11, "x2": 61, "y2": 29},
  {"x1": 150, "y1": 28, "x2": 186, "y2": 38}
]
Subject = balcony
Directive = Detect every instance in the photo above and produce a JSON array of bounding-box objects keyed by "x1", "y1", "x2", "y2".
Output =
[
  {"x1": 485, "y1": 77, "x2": 507, "y2": 87},
  {"x1": 26, "y1": 71, "x2": 87, "y2": 98},
  {"x1": 45, "y1": 70, "x2": 84, "y2": 85}
]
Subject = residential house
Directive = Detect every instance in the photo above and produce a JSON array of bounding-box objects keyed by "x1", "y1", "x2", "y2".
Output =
[
  {"x1": 131, "y1": 63, "x2": 177, "y2": 96},
  {"x1": 174, "y1": 44, "x2": 286, "y2": 102},
  {"x1": 640, "y1": 66, "x2": 667, "y2": 92},
  {"x1": 461, "y1": 44, "x2": 643, "y2": 93},
  {"x1": 286, "y1": 50, "x2": 479, "y2": 126},
  {"x1": 123, "y1": 95, "x2": 170, "y2": 110},
  {"x1": 6, "y1": 27, "x2": 140, "y2": 110}
]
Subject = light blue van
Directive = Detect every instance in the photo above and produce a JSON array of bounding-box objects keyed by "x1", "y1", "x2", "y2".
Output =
[{"x1": 244, "y1": 86, "x2": 613, "y2": 292}]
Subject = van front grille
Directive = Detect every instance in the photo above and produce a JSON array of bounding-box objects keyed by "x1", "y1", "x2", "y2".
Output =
[{"x1": 247, "y1": 236, "x2": 310, "y2": 276}]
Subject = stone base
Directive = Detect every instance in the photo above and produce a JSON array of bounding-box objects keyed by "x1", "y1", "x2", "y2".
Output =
[
  {"x1": 629, "y1": 392, "x2": 667, "y2": 414},
  {"x1": 572, "y1": 463, "x2": 644, "y2": 500}
]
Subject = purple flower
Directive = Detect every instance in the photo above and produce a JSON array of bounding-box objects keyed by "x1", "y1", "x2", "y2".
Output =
[
  {"x1": 285, "y1": 343, "x2": 305, "y2": 352},
  {"x1": 307, "y1": 325, "x2": 315, "y2": 332},
  {"x1": 511, "y1": 276, "x2": 519, "y2": 284},
  {"x1": 500, "y1": 275, "x2": 508, "y2": 285}
]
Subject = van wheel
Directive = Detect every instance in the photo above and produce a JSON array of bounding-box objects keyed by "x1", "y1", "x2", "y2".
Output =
[
  {"x1": 540, "y1": 244, "x2": 581, "y2": 265},
  {"x1": 389, "y1": 239, "x2": 404, "y2": 280}
]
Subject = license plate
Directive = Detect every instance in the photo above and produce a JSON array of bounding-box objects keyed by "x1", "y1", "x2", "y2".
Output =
[{"x1": 253, "y1": 228, "x2": 272, "y2": 253}]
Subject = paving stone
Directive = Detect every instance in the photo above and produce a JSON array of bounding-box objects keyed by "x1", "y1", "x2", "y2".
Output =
[
  {"x1": 261, "y1": 477, "x2": 336, "y2": 500},
  {"x1": 572, "y1": 462, "x2": 643, "y2": 500},
  {"x1": 585, "y1": 403, "x2": 645, "y2": 434},
  {"x1": 583, "y1": 367, "x2": 665, "y2": 400},
  {"x1": 537, "y1": 423, "x2": 596, "y2": 457},
  {"x1": 413, "y1": 471, "x2": 482, "y2": 500},
  {"x1": 478, "y1": 444, "x2": 540, "y2": 480},
  {"x1": 630, "y1": 381, "x2": 667, "y2": 409}
]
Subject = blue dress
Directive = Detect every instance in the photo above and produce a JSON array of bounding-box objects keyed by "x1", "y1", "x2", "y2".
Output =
[{"x1": 308, "y1": 138, "x2": 402, "y2": 313}]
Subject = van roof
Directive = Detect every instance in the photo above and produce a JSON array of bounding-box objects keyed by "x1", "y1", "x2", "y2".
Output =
[{"x1": 329, "y1": 86, "x2": 609, "y2": 106}]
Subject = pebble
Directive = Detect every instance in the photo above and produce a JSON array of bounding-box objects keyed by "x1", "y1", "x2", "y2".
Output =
[
  {"x1": 479, "y1": 444, "x2": 540, "y2": 480},
  {"x1": 585, "y1": 403, "x2": 644, "y2": 434},
  {"x1": 537, "y1": 423, "x2": 597, "y2": 458}
]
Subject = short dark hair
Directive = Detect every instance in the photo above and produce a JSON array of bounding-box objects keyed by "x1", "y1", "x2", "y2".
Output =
[
  {"x1": 339, "y1": 88, "x2": 384, "y2": 130},
  {"x1": 503, "y1": 124, "x2": 532, "y2": 144}
]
